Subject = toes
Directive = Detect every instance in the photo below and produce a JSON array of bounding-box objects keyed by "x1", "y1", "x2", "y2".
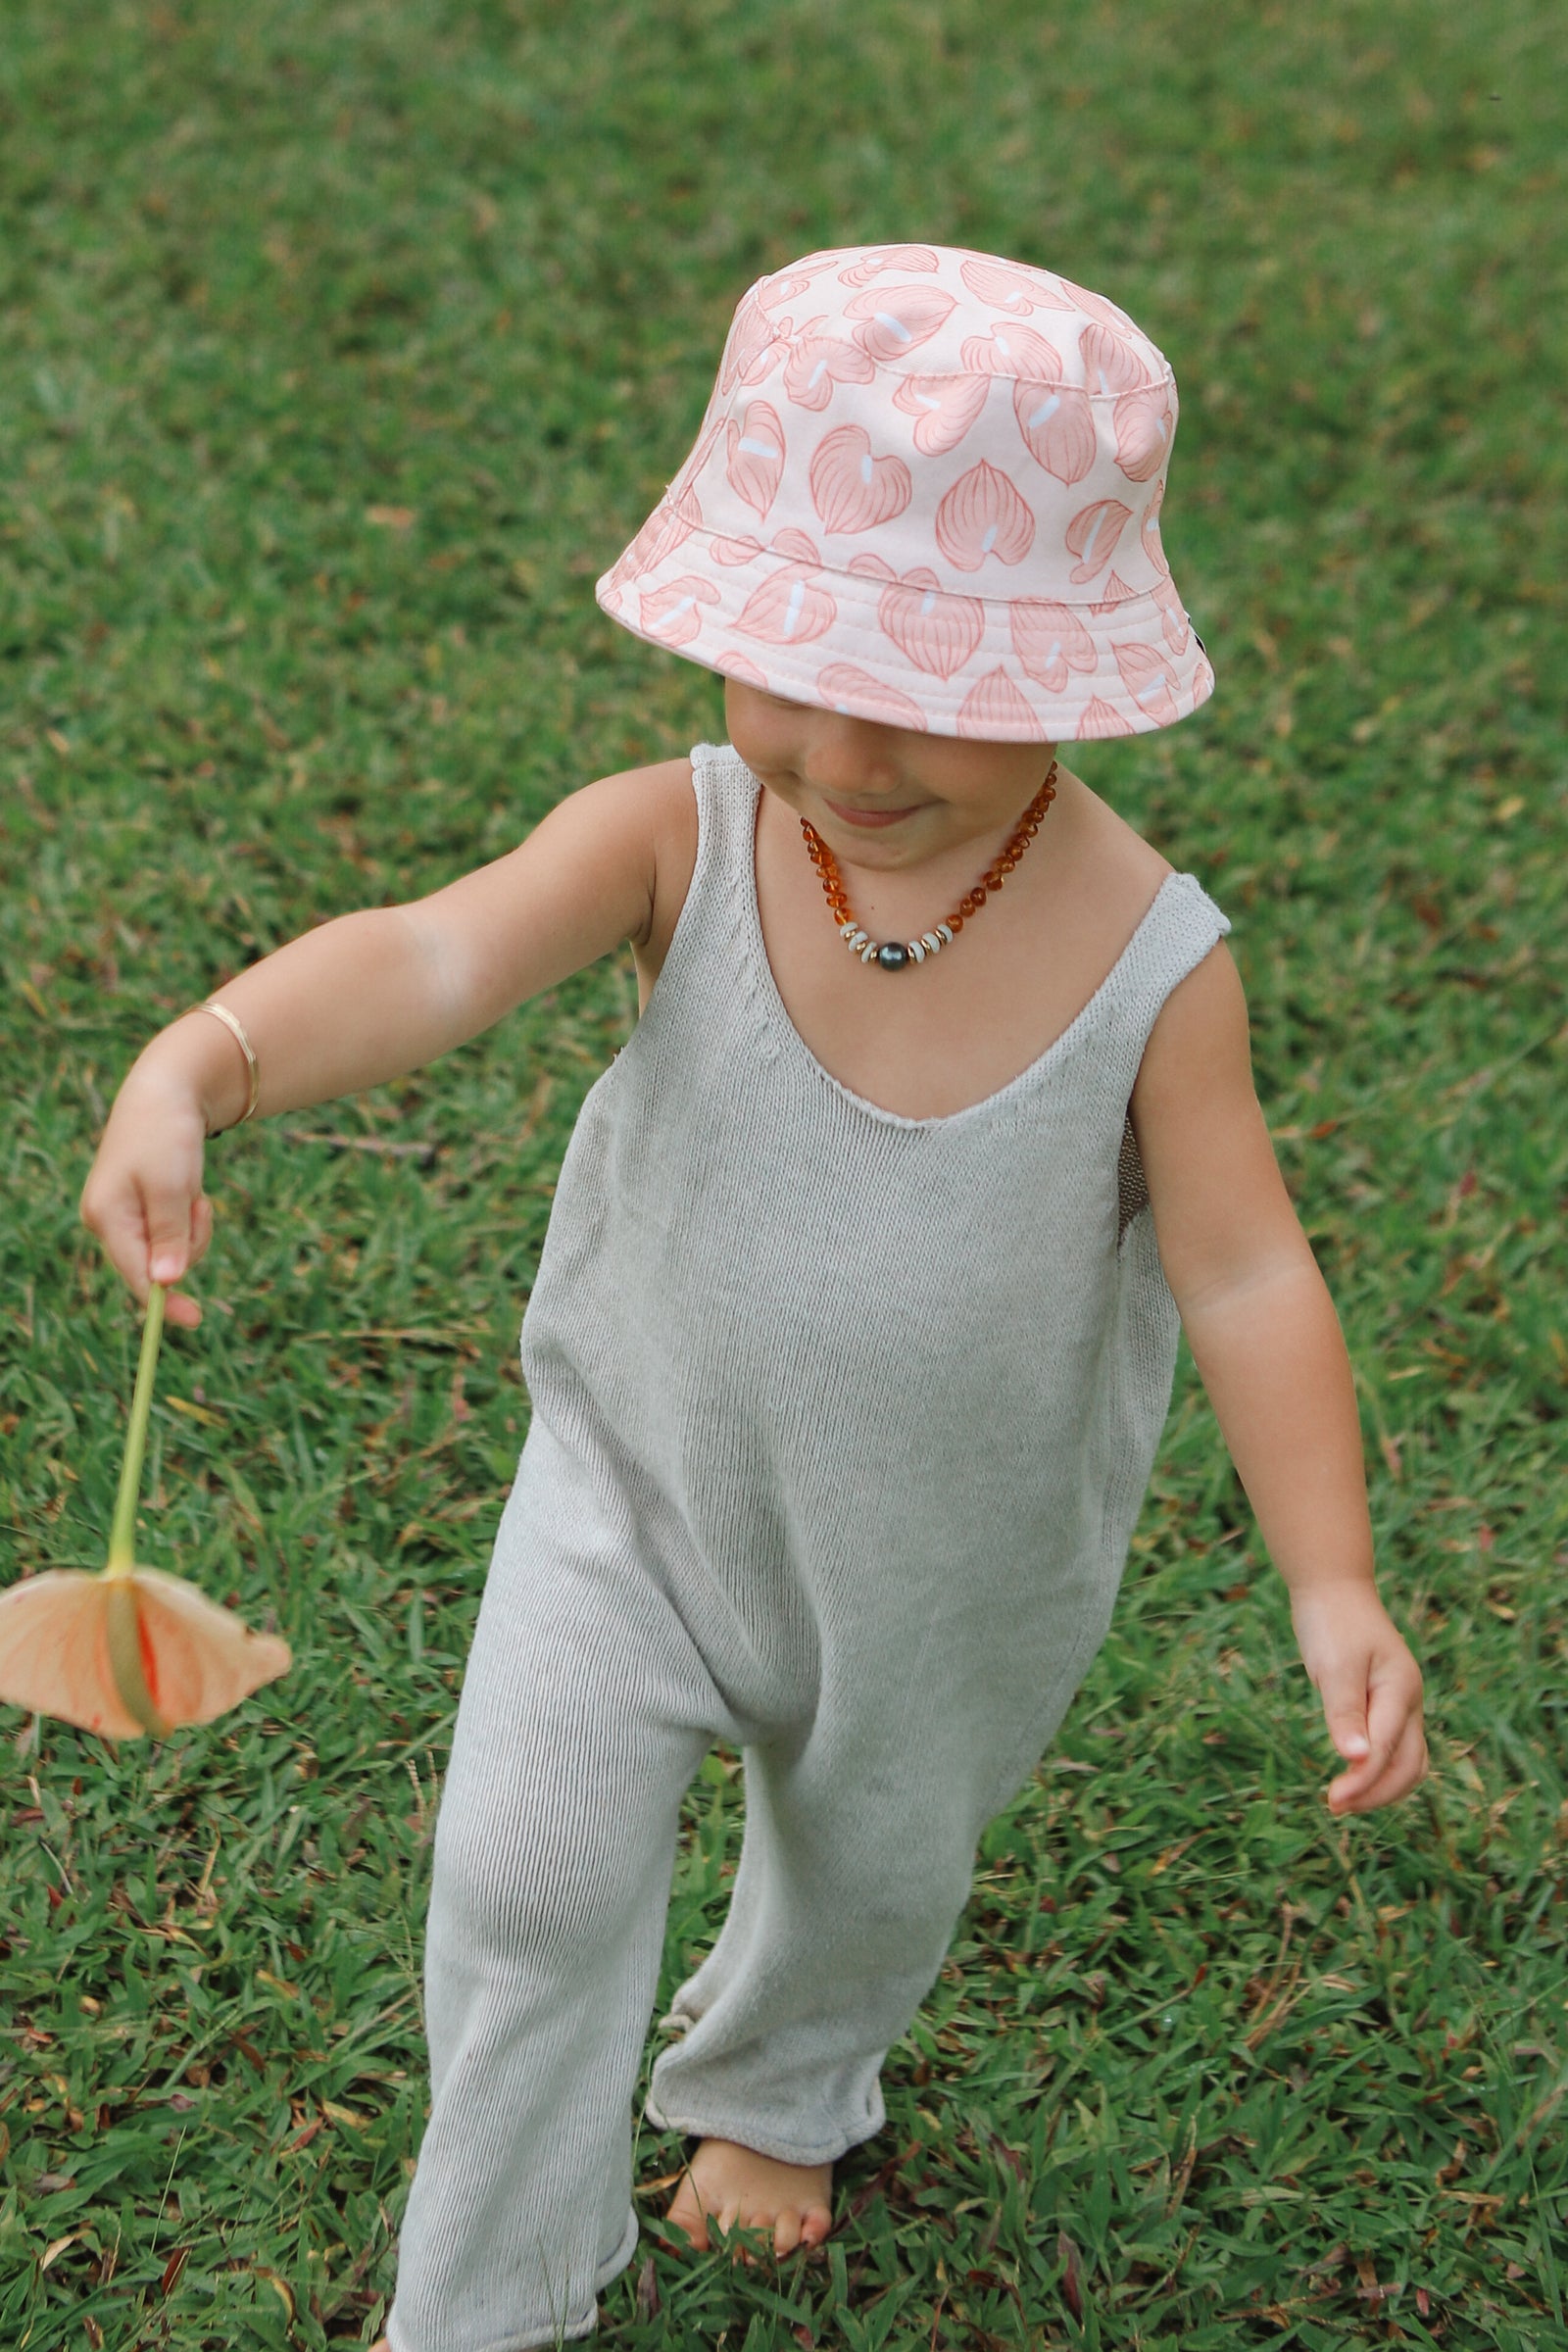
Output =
[
  {"x1": 718, "y1": 2199, "x2": 749, "y2": 2264},
  {"x1": 718, "y1": 2204, "x2": 755, "y2": 2269},
  {"x1": 662, "y1": 2190, "x2": 710, "y2": 2254},
  {"x1": 774, "y1": 2208, "x2": 803, "y2": 2257},
  {"x1": 802, "y1": 2205, "x2": 833, "y2": 2246}
]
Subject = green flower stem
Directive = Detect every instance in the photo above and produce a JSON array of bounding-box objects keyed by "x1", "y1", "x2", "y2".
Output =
[{"x1": 106, "y1": 1283, "x2": 168, "y2": 1577}]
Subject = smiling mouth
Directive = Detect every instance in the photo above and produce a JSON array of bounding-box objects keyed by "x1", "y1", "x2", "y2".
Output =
[{"x1": 822, "y1": 796, "x2": 925, "y2": 824}]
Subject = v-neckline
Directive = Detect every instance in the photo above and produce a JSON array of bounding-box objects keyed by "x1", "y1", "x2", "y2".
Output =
[{"x1": 741, "y1": 769, "x2": 1184, "y2": 1133}]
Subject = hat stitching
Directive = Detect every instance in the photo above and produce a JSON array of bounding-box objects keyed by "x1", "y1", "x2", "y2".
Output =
[
  {"x1": 734, "y1": 334, "x2": 1177, "y2": 402},
  {"x1": 665, "y1": 509, "x2": 1167, "y2": 616}
]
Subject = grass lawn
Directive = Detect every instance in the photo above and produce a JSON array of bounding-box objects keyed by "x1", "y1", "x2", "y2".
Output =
[{"x1": 1, "y1": 2, "x2": 1564, "y2": 2346}]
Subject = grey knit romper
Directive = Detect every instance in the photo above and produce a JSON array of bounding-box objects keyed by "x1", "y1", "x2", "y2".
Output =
[{"x1": 386, "y1": 741, "x2": 1232, "y2": 2352}]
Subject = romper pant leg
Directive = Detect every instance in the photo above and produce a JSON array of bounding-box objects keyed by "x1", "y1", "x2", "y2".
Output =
[
  {"x1": 387, "y1": 1440, "x2": 745, "y2": 2352},
  {"x1": 644, "y1": 1726, "x2": 978, "y2": 2166},
  {"x1": 646, "y1": 1586, "x2": 1114, "y2": 2167}
]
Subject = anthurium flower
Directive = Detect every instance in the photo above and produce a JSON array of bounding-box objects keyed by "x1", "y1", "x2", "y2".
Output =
[{"x1": 0, "y1": 1286, "x2": 290, "y2": 1740}]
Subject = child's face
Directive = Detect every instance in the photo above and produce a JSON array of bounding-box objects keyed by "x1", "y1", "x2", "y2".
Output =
[{"x1": 724, "y1": 680, "x2": 1057, "y2": 873}]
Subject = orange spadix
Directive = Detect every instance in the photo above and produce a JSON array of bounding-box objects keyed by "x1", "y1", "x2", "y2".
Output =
[{"x1": 0, "y1": 1285, "x2": 290, "y2": 1739}]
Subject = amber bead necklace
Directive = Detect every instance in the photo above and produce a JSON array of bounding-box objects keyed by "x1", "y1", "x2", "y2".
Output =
[{"x1": 799, "y1": 757, "x2": 1058, "y2": 971}]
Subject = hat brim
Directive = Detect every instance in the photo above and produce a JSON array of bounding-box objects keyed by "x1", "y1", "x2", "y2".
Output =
[{"x1": 597, "y1": 510, "x2": 1213, "y2": 743}]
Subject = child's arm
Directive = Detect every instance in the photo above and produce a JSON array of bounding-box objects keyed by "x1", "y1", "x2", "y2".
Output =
[
  {"x1": 81, "y1": 758, "x2": 690, "y2": 1317},
  {"x1": 144, "y1": 758, "x2": 686, "y2": 1129},
  {"x1": 1128, "y1": 943, "x2": 1428, "y2": 1816}
]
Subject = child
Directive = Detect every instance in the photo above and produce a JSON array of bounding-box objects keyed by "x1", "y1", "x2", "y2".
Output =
[{"x1": 79, "y1": 246, "x2": 1427, "y2": 2351}]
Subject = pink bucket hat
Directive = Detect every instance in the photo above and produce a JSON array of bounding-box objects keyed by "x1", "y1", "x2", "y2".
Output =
[{"x1": 596, "y1": 243, "x2": 1213, "y2": 742}]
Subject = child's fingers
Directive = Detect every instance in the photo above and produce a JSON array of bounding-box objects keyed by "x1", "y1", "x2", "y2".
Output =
[
  {"x1": 146, "y1": 1213, "x2": 191, "y2": 1289},
  {"x1": 1323, "y1": 1698, "x2": 1372, "y2": 1767},
  {"x1": 78, "y1": 1089, "x2": 212, "y2": 1323},
  {"x1": 162, "y1": 1197, "x2": 216, "y2": 1326},
  {"x1": 80, "y1": 1195, "x2": 179, "y2": 1307},
  {"x1": 148, "y1": 1203, "x2": 211, "y2": 1328},
  {"x1": 188, "y1": 1192, "x2": 215, "y2": 1266},
  {"x1": 1320, "y1": 1644, "x2": 1426, "y2": 1813},
  {"x1": 122, "y1": 1189, "x2": 205, "y2": 1321},
  {"x1": 1320, "y1": 1642, "x2": 1422, "y2": 1765},
  {"x1": 1326, "y1": 1718, "x2": 1428, "y2": 1814}
]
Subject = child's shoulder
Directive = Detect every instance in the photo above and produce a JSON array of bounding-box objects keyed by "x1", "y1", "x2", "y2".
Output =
[
  {"x1": 1061, "y1": 769, "x2": 1175, "y2": 908},
  {"x1": 626, "y1": 753, "x2": 699, "y2": 984}
]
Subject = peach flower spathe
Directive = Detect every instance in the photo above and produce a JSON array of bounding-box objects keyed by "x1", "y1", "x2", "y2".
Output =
[{"x1": 0, "y1": 1284, "x2": 291, "y2": 1741}]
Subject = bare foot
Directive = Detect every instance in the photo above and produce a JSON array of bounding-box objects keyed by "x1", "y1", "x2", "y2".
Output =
[{"x1": 663, "y1": 2135, "x2": 833, "y2": 2262}]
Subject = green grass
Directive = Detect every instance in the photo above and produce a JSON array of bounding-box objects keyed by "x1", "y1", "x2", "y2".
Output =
[{"x1": 2, "y1": 0, "x2": 1565, "y2": 2345}]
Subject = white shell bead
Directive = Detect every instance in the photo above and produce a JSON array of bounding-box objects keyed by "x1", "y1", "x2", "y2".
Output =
[
  {"x1": 921, "y1": 931, "x2": 943, "y2": 955},
  {"x1": 839, "y1": 920, "x2": 859, "y2": 939},
  {"x1": 844, "y1": 928, "x2": 868, "y2": 951},
  {"x1": 936, "y1": 923, "x2": 954, "y2": 945},
  {"x1": 858, "y1": 940, "x2": 879, "y2": 962},
  {"x1": 906, "y1": 939, "x2": 925, "y2": 962}
]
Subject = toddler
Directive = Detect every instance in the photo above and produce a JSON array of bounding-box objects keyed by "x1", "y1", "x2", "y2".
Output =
[{"x1": 80, "y1": 246, "x2": 1427, "y2": 2352}]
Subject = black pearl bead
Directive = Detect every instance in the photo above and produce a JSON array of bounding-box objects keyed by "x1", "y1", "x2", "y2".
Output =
[{"x1": 876, "y1": 941, "x2": 908, "y2": 970}]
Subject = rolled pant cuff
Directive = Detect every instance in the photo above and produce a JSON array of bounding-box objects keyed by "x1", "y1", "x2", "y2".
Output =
[
  {"x1": 386, "y1": 2202, "x2": 638, "y2": 2352},
  {"x1": 642, "y1": 2089, "x2": 884, "y2": 2169}
]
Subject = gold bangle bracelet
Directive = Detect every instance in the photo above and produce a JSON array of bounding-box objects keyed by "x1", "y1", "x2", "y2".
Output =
[{"x1": 188, "y1": 1000, "x2": 260, "y2": 1134}]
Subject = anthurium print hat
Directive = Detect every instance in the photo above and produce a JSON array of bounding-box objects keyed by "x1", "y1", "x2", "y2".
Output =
[{"x1": 597, "y1": 243, "x2": 1214, "y2": 742}]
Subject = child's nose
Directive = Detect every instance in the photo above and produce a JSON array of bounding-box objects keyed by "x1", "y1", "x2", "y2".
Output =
[{"x1": 802, "y1": 716, "x2": 904, "y2": 798}]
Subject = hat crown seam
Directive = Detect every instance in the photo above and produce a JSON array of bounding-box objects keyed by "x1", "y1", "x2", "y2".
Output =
[
  {"x1": 732, "y1": 331, "x2": 1175, "y2": 400},
  {"x1": 667, "y1": 508, "x2": 1175, "y2": 612}
]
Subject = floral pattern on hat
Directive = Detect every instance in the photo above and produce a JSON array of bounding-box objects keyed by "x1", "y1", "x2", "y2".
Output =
[{"x1": 598, "y1": 244, "x2": 1213, "y2": 741}]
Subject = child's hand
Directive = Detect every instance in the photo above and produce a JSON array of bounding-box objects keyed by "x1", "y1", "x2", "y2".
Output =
[
  {"x1": 79, "y1": 1065, "x2": 216, "y2": 1330},
  {"x1": 1288, "y1": 1582, "x2": 1427, "y2": 1817}
]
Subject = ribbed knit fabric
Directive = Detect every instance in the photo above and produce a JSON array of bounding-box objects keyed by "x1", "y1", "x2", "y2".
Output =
[{"x1": 387, "y1": 741, "x2": 1232, "y2": 2352}]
